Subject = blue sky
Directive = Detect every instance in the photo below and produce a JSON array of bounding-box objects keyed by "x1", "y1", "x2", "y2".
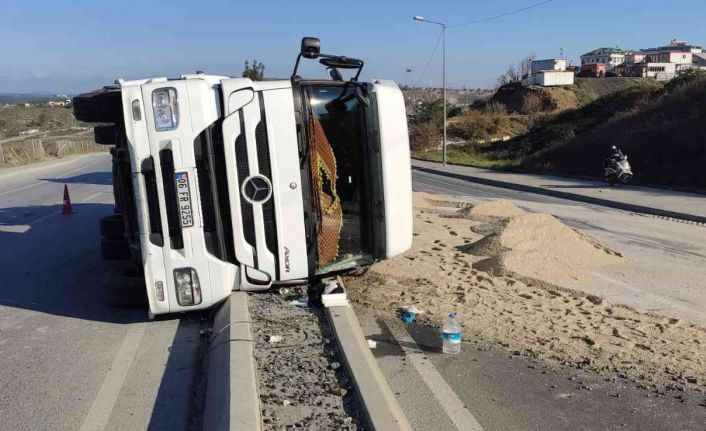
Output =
[{"x1": 1, "y1": 0, "x2": 704, "y2": 93}]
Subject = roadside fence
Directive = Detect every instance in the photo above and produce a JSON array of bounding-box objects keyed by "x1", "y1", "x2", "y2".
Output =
[{"x1": 0, "y1": 138, "x2": 106, "y2": 166}]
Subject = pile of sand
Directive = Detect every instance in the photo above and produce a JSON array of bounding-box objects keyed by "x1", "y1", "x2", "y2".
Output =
[
  {"x1": 347, "y1": 193, "x2": 706, "y2": 393},
  {"x1": 467, "y1": 212, "x2": 622, "y2": 284},
  {"x1": 459, "y1": 199, "x2": 526, "y2": 219}
]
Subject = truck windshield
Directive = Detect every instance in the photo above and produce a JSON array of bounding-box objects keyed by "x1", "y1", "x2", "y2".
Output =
[{"x1": 305, "y1": 84, "x2": 373, "y2": 272}]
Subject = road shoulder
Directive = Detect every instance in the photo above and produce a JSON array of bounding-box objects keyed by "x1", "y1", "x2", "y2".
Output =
[{"x1": 412, "y1": 159, "x2": 706, "y2": 223}]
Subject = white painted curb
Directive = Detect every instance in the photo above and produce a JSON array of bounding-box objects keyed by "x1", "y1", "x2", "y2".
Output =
[{"x1": 327, "y1": 304, "x2": 413, "y2": 431}]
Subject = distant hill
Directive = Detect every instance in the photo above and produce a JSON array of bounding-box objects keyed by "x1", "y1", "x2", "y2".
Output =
[{"x1": 0, "y1": 93, "x2": 67, "y2": 105}]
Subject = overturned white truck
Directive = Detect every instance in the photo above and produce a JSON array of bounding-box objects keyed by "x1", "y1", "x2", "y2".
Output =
[{"x1": 73, "y1": 38, "x2": 413, "y2": 315}]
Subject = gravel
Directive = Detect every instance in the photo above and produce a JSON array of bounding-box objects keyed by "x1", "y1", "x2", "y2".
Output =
[{"x1": 250, "y1": 290, "x2": 366, "y2": 430}]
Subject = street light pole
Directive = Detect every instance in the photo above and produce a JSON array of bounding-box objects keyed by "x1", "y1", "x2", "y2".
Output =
[
  {"x1": 414, "y1": 15, "x2": 447, "y2": 166},
  {"x1": 442, "y1": 24, "x2": 446, "y2": 167}
]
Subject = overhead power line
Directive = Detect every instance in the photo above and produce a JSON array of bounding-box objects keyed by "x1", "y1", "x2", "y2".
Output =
[
  {"x1": 410, "y1": 0, "x2": 555, "y2": 88},
  {"x1": 449, "y1": 0, "x2": 554, "y2": 28}
]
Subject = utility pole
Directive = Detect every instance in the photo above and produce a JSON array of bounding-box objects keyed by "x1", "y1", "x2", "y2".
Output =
[{"x1": 414, "y1": 15, "x2": 448, "y2": 166}]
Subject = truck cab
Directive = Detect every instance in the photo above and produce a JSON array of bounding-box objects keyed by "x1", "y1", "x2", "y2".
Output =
[{"x1": 74, "y1": 38, "x2": 413, "y2": 315}]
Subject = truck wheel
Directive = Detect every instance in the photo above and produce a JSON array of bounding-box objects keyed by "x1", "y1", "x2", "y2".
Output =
[
  {"x1": 101, "y1": 238, "x2": 131, "y2": 260},
  {"x1": 100, "y1": 215, "x2": 124, "y2": 240},
  {"x1": 102, "y1": 268, "x2": 147, "y2": 308},
  {"x1": 72, "y1": 88, "x2": 123, "y2": 123}
]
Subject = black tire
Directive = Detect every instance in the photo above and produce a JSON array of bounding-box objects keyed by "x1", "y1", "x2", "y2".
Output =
[
  {"x1": 101, "y1": 238, "x2": 131, "y2": 260},
  {"x1": 100, "y1": 215, "x2": 124, "y2": 240},
  {"x1": 94, "y1": 124, "x2": 117, "y2": 146},
  {"x1": 102, "y1": 268, "x2": 147, "y2": 308},
  {"x1": 72, "y1": 87, "x2": 123, "y2": 123}
]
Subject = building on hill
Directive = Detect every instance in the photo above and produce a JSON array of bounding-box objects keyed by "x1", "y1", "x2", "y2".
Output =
[
  {"x1": 694, "y1": 53, "x2": 706, "y2": 70},
  {"x1": 580, "y1": 63, "x2": 607, "y2": 77},
  {"x1": 522, "y1": 59, "x2": 575, "y2": 87},
  {"x1": 641, "y1": 39, "x2": 703, "y2": 54},
  {"x1": 582, "y1": 40, "x2": 703, "y2": 80},
  {"x1": 530, "y1": 59, "x2": 567, "y2": 74},
  {"x1": 635, "y1": 62, "x2": 678, "y2": 80},
  {"x1": 580, "y1": 48, "x2": 631, "y2": 72}
]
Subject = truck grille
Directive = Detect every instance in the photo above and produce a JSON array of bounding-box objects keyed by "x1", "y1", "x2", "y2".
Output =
[
  {"x1": 234, "y1": 110, "x2": 256, "y2": 250},
  {"x1": 194, "y1": 121, "x2": 236, "y2": 264},
  {"x1": 159, "y1": 149, "x2": 184, "y2": 249},
  {"x1": 256, "y1": 92, "x2": 278, "y2": 258},
  {"x1": 141, "y1": 156, "x2": 163, "y2": 247}
]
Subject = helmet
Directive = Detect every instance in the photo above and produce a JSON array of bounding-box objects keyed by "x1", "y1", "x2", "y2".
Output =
[{"x1": 611, "y1": 145, "x2": 617, "y2": 150}]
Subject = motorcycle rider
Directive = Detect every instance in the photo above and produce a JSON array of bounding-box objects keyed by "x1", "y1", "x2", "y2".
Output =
[{"x1": 603, "y1": 145, "x2": 624, "y2": 168}]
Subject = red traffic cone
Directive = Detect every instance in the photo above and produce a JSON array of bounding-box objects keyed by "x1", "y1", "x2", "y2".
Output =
[{"x1": 62, "y1": 184, "x2": 73, "y2": 214}]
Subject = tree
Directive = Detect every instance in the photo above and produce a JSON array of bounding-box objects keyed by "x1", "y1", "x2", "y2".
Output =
[
  {"x1": 519, "y1": 53, "x2": 535, "y2": 78},
  {"x1": 411, "y1": 99, "x2": 461, "y2": 126},
  {"x1": 242, "y1": 60, "x2": 265, "y2": 81},
  {"x1": 496, "y1": 53, "x2": 536, "y2": 88}
]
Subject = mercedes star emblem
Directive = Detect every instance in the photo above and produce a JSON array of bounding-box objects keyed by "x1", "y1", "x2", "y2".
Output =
[{"x1": 241, "y1": 175, "x2": 273, "y2": 204}]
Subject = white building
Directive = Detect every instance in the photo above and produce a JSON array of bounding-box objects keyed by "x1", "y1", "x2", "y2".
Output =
[
  {"x1": 635, "y1": 62, "x2": 677, "y2": 81},
  {"x1": 531, "y1": 59, "x2": 567, "y2": 74},
  {"x1": 580, "y1": 48, "x2": 630, "y2": 71},
  {"x1": 694, "y1": 53, "x2": 706, "y2": 70},
  {"x1": 523, "y1": 59, "x2": 574, "y2": 87},
  {"x1": 642, "y1": 39, "x2": 703, "y2": 54}
]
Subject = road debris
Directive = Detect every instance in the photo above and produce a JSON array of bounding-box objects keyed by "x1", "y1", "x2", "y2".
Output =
[
  {"x1": 250, "y1": 292, "x2": 364, "y2": 430},
  {"x1": 268, "y1": 335, "x2": 284, "y2": 344},
  {"x1": 399, "y1": 305, "x2": 424, "y2": 324},
  {"x1": 289, "y1": 297, "x2": 309, "y2": 308}
]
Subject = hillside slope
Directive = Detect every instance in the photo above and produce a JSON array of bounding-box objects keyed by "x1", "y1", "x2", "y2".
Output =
[
  {"x1": 521, "y1": 74, "x2": 706, "y2": 188},
  {"x1": 0, "y1": 106, "x2": 83, "y2": 138},
  {"x1": 489, "y1": 77, "x2": 661, "y2": 115}
]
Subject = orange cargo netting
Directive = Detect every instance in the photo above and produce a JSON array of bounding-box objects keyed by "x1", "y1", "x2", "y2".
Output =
[{"x1": 308, "y1": 115, "x2": 343, "y2": 266}]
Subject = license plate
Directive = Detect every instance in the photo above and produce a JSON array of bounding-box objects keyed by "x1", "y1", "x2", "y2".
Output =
[{"x1": 175, "y1": 172, "x2": 194, "y2": 228}]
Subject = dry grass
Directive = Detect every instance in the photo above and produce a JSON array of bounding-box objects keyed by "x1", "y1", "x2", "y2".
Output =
[{"x1": 0, "y1": 106, "x2": 87, "y2": 138}]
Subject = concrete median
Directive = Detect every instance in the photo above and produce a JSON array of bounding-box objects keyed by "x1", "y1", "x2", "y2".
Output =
[{"x1": 203, "y1": 293, "x2": 262, "y2": 431}]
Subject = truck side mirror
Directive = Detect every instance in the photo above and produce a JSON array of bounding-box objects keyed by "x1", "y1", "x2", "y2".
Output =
[{"x1": 301, "y1": 37, "x2": 321, "y2": 59}]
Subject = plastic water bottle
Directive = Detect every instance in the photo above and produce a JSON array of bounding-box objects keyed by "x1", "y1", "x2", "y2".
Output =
[{"x1": 442, "y1": 312, "x2": 462, "y2": 354}]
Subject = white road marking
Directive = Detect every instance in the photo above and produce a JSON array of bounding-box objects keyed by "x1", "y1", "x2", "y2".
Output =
[
  {"x1": 79, "y1": 323, "x2": 146, "y2": 431},
  {"x1": 80, "y1": 191, "x2": 108, "y2": 203},
  {"x1": 386, "y1": 322, "x2": 484, "y2": 431},
  {"x1": 0, "y1": 207, "x2": 64, "y2": 233},
  {"x1": 0, "y1": 156, "x2": 105, "y2": 196},
  {"x1": 0, "y1": 153, "x2": 97, "y2": 181},
  {"x1": 0, "y1": 177, "x2": 110, "y2": 232},
  {"x1": 32, "y1": 211, "x2": 62, "y2": 224}
]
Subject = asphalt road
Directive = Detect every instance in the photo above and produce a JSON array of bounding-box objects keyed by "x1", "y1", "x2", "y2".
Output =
[
  {"x1": 0, "y1": 154, "x2": 204, "y2": 431},
  {"x1": 3, "y1": 155, "x2": 705, "y2": 431},
  {"x1": 354, "y1": 168, "x2": 706, "y2": 431},
  {"x1": 413, "y1": 169, "x2": 706, "y2": 327}
]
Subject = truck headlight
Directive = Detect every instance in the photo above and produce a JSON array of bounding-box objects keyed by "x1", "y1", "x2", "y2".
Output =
[
  {"x1": 173, "y1": 268, "x2": 202, "y2": 306},
  {"x1": 152, "y1": 88, "x2": 179, "y2": 131}
]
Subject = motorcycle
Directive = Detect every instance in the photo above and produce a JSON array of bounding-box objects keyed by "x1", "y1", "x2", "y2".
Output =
[{"x1": 604, "y1": 154, "x2": 633, "y2": 186}]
